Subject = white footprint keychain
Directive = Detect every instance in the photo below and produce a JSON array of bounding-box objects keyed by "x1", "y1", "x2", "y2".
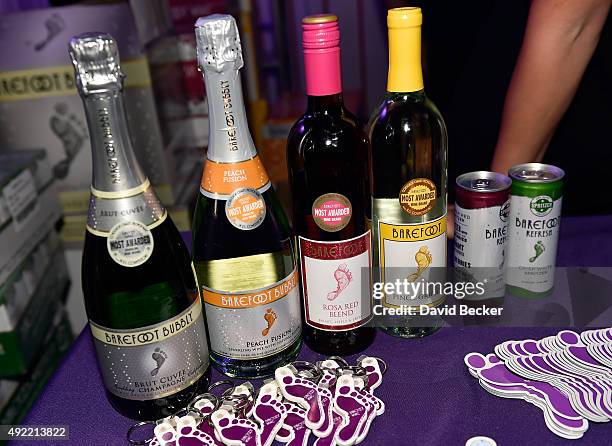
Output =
[{"x1": 275, "y1": 365, "x2": 325, "y2": 430}]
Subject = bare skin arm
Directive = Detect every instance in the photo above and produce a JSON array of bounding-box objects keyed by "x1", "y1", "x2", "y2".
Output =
[{"x1": 490, "y1": 0, "x2": 610, "y2": 174}]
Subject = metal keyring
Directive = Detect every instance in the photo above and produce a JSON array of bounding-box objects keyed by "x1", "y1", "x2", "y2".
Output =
[
  {"x1": 187, "y1": 392, "x2": 220, "y2": 415},
  {"x1": 327, "y1": 356, "x2": 350, "y2": 367},
  {"x1": 290, "y1": 360, "x2": 323, "y2": 382},
  {"x1": 337, "y1": 365, "x2": 368, "y2": 377},
  {"x1": 376, "y1": 357, "x2": 388, "y2": 375},
  {"x1": 127, "y1": 421, "x2": 155, "y2": 445},
  {"x1": 207, "y1": 380, "x2": 236, "y2": 396}
]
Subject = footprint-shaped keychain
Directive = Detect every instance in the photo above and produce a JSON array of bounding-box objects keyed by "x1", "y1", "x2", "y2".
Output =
[
  {"x1": 353, "y1": 376, "x2": 379, "y2": 443},
  {"x1": 192, "y1": 395, "x2": 225, "y2": 445},
  {"x1": 211, "y1": 407, "x2": 261, "y2": 446},
  {"x1": 153, "y1": 415, "x2": 218, "y2": 446},
  {"x1": 275, "y1": 366, "x2": 325, "y2": 430},
  {"x1": 358, "y1": 356, "x2": 386, "y2": 415},
  {"x1": 250, "y1": 381, "x2": 287, "y2": 446},
  {"x1": 275, "y1": 402, "x2": 311, "y2": 446},
  {"x1": 333, "y1": 374, "x2": 371, "y2": 446}
]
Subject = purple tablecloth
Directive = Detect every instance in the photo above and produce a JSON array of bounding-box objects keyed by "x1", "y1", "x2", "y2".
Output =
[{"x1": 19, "y1": 215, "x2": 612, "y2": 445}]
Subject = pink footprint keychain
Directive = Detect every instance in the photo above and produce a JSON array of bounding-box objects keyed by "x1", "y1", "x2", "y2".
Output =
[
  {"x1": 250, "y1": 382, "x2": 287, "y2": 446},
  {"x1": 211, "y1": 408, "x2": 261, "y2": 446},
  {"x1": 275, "y1": 366, "x2": 325, "y2": 430},
  {"x1": 333, "y1": 374, "x2": 371, "y2": 446}
]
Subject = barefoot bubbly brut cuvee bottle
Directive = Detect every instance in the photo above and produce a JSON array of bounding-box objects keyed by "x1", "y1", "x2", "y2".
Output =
[
  {"x1": 192, "y1": 15, "x2": 301, "y2": 378},
  {"x1": 369, "y1": 8, "x2": 448, "y2": 338},
  {"x1": 73, "y1": 33, "x2": 210, "y2": 420},
  {"x1": 287, "y1": 15, "x2": 375, "y2": 355}
]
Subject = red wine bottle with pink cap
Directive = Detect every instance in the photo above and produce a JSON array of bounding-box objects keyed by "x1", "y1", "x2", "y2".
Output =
[{"x1": 287, "y1": 14, "x2": 375, "y2": 355}]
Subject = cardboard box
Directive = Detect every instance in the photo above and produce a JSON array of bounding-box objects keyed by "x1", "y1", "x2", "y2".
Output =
[
  {"x1": 0, "y1": 248, "x2": 69, "y2": 377},
  {"x1": 0, "y1": 3, "x2": 174, "y2": 215},
  {"x1": 0, "y1": 150, "x2": 62, "y2": 285}
]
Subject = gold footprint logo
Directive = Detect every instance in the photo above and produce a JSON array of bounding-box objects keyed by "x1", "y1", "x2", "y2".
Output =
[
  {"x1": 408, "y1": 246, "x2": 433, "y2": 282},
  {"x1": 262, "y1": 308, "x2": 277, "y2": 336}
]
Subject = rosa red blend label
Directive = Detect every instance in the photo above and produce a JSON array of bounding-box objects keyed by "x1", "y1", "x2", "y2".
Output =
[{"x1": 299, "y1": 231, "x2": 372, "y2": 330}]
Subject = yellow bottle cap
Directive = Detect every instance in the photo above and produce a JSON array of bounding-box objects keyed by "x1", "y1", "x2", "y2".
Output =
[{"x1": 387, "y1": 7, "x2": 422, "y2": 28}]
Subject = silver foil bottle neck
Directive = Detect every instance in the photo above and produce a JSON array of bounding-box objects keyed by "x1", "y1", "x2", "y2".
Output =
[
  {"x1": 69, "y1": 32, "x2": 124, "y2": 95},
  {"x1": 195, "y1": 14, "x2": 244, "y2": 73}
]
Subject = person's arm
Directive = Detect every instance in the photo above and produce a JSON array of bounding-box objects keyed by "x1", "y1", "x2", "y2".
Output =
[{"x1": 491, "y1": 0, "x2": 610, "y2": 174}]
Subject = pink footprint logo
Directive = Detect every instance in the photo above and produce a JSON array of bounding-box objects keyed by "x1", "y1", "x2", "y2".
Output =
[{"x1": 326, "y1": 264, "x2": 352, "y2": 301}]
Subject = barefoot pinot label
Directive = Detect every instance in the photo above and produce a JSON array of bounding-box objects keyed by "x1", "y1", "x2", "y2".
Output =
[
  {"x1": 192, "y1": 15, "x2": 301, "y2": 377},
  {"x1": 72, "y1": 33, "x2": 210, "y2": 420},
  {"x1": 287, "y1": 15, "x2": 374, "y2": 355},
  {"x1": 506, "y1": 163, "x2": 564, "y2": 296}
]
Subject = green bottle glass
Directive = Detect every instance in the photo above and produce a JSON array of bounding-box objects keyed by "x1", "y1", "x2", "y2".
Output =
[
  {"x1": 191, "y1": 15, "x2": 301, "y2": 378},
  {"x1": 73, "y1": 33, "x2": 210, "y2": 420}
]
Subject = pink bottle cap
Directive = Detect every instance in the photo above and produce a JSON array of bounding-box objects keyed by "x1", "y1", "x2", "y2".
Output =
[{"x1": 302, "y1": 15, "x2": 342, "y2": 96}]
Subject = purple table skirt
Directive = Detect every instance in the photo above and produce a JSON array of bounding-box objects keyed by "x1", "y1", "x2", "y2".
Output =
[{"x1": 19, "y1": 215, "x2": 612, "y2": 445}]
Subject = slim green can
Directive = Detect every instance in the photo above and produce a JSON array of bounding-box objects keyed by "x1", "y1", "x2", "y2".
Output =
[{"x1": 506, "y1": 163, "x2": 564, "y2": 296}]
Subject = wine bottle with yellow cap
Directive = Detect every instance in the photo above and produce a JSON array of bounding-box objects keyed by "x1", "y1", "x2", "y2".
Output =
[{"x1": 368, "y1": 7, "x2": 448, "y2": 338}]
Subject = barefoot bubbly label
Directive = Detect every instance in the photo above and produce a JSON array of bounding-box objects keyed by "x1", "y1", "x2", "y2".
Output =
[
  {"x1": 298, "y1": 232, "x2": 372, "y2": 330},
  {"x1": 201, "y1": 270, "x2": 302, "y2": 360},
  {"x1": 378, "y1": 215, "x2": 447, "y2": 307},
  {"x1": 89, "y1": 298, "x2": 209, "y2": 400}
]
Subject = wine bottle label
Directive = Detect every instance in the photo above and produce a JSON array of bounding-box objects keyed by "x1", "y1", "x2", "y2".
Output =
[
  {"x1": 89, "y1": 298, "x2": 209, "y2": 401},
  {"x1": 312, "y1": 193, "x2": 352, "y2": 232},
  {"x1": 202, "y1": 270, "x2": 301, "y2": 360},
  {"x1": 225, "y1": 188, "x2": 266, "y2": 230},
  {"x1": 298, "y1": 231, "x2": 372, "y2": 331},
  {"x1": 200, "y1": 156, "x2": 271, "y2": 200},
  {"x1": 399, "y1": 178, "x2": 437, "y2": 216},
  {"x1": 86, "y1": 181, "x2": 167, "y2": 236},
  {"x1": 378, "y1": 215, "x2": 447, "y2": 307}
]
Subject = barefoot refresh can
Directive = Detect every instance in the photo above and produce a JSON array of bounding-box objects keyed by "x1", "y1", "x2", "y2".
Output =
[
  {"x1": 506, "y1": 163, "x2": 564, "y2": 296},
  {"x1": 454, "y1": 171, "x2": 511, "y2": 298}
]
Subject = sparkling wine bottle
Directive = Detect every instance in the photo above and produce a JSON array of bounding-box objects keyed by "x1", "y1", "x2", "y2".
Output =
[
  {"x1": 191, "y1": 15, "x2": 301, "y2": 378},
  {"x1": 72, "y1": 33, "x2": 210, "y2": 420},
  {"x1": 368, "y1": 8, "x2": 448, "y2": 338},
  {"x1": 287, "y1": 15, "x2": 375, "y2": 355}
]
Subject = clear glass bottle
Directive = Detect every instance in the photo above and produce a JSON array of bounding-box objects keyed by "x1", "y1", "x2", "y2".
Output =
[{"x1": 368, "y1": 8, "x2": 448, "y2": 338}]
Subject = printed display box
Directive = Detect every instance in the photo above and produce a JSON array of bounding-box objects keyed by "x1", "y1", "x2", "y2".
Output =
[
  {"x1": 0, "y1": 248, "x2": 70, "y2": 378},
  {"x1": 0, "y1": 230, "x2": 60, "y2": 331},
  {"x1": 0, "y1": 3, "x2": 174, "y2": 218},
  {"x1": 0, "y1": 150, "x2": 61, "y2": 285},
  {"x1": 0, "y1": 312, "x2": 73, "y2": 425}
]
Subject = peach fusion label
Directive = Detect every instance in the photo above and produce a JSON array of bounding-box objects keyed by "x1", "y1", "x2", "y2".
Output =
[
  {"x1": 225, "y1": 188, "x2": 267, "y2": 231},
  {"x1": 201, "y1": 270, "x2": 302, "y2": 360},
  {"x1": 312, "y1": 193, "x2": 352, "y2": 232},
  {"x1": 299, "y1": 231, "x2": 372, "y2": 331},
  {"x1": 200, "y1": 156, "x2": 271, "y2": 199}
]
